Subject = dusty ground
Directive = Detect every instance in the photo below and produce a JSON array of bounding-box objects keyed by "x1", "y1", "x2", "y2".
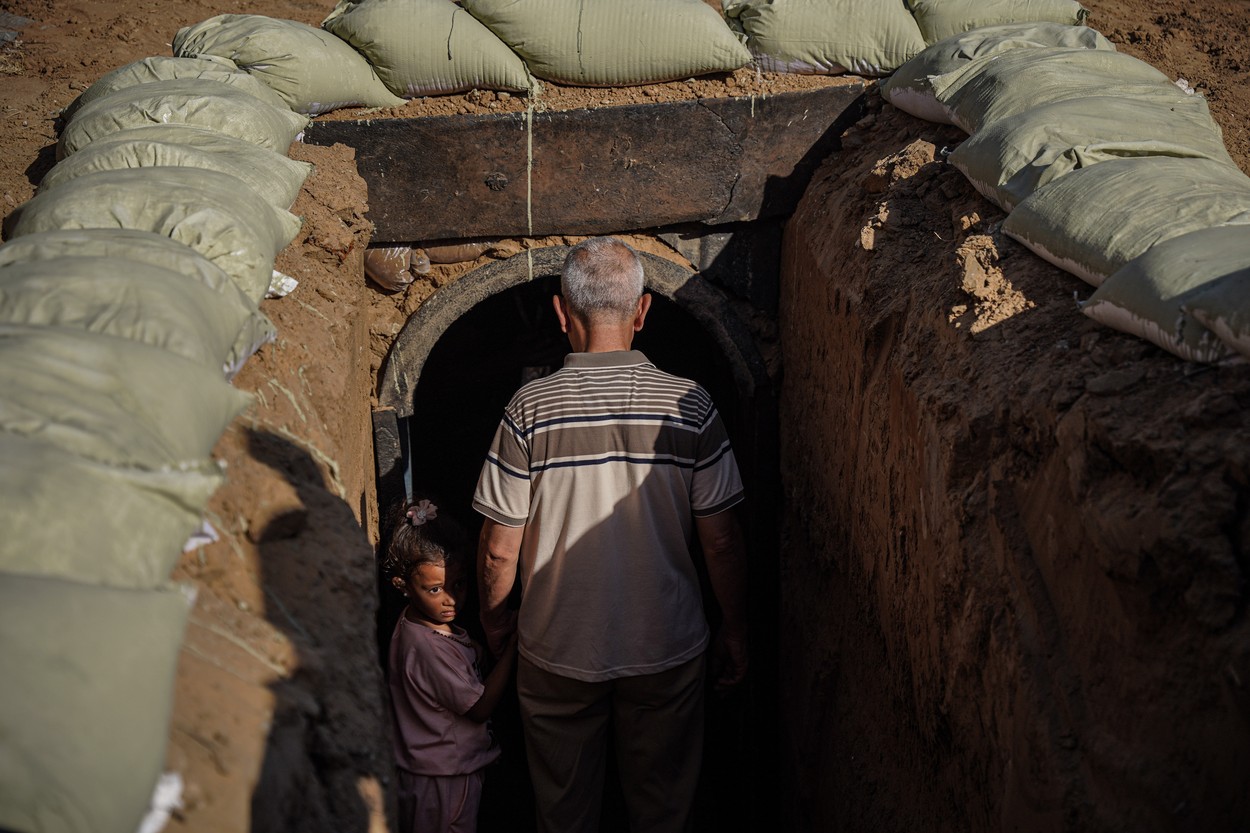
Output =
[{"x1": 0, "y1": 0, "x2": 1248, "y2": 831}]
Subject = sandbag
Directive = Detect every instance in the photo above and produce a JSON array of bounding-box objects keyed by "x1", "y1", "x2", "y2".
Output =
[
  {"x1": 174, "y1": 13, "x2": 405, "y2": 114},
  {"x1": 0, "y1": 431, "x2": 222, "y2": 588},
  {"x1": 364, "y1": 244, "x2": 415, "y2": 291},
  {"x1": 1002, "y1": 157, "x2": 1250, "y2": 286},
  {"x1": 948, "y1": 96, "x2": 1236, "y2": 212},
  {"x1": 906, "y1": 0, "x2": 1088, "y2": 45},
  {"x1": 723, "y1": 0, "x2": 925, "y2": 76},
  {"x1": 935, "y1": 47, "x2": 1197, "y2": 134},
  {"x1": 1082, "y1": 227, "x2": 1250, "y2": 363},
  {"x1": 0, "y1": 323, "x2": 250, "y2": 469},
  {"x1": 1186, "y1": 277, "x2": 1250, "y2": 361},
  {"x1": 0, "y1": 229, "x2": 275, "y2": 376},
  {"x1": 41, "y1": 123, "x2": 312, "y2": 210},
  {"x1": 57, "y1": 78, "x2": 308, "y2": 160},
  {"x1": 65, "y1": 54, "x2": 289, "y2": 118},
  {"x1": 0, "y1": 573, "x2": 192, "y2": 833},
  {"x1": 5, "y1": 167, "x2": 303, "y2": 303},
  {"x1": 0, "y1": 257, "x2": 257, "y2": 373},
  {"x1": 880, "y1": 22, "x2": 1113, "y2": 124},
  {"x1": 323, "y1": 0, "x2": 530, "y2": 96},
  {"x1": 464, "y1": 0, "x2": 750, "y2": 86}
]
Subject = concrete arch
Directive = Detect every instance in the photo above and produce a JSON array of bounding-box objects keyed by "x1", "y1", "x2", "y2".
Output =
[{"x1": 378, "y1": 245, "x2": 771, "y2": 417}]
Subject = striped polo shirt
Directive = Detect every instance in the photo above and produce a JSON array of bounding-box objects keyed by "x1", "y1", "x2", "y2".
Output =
[{"x1": 473, "y1": 350, "x2": 744, "y2": 682}]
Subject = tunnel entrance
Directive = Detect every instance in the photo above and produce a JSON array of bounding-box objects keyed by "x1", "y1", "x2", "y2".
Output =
[{"x1": 372, "y1": 246, "x2": 780, "y2": 831}]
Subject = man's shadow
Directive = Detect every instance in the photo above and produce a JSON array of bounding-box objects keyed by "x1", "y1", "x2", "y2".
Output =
[{"x1": 245, "y1": 427, "x2": 391, "y2": 833}]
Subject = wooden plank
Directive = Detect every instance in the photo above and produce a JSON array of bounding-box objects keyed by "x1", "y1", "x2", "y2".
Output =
[
  {"x1": 302, "y1": 79, "x2": 865, "y2": 243},
  {"x1": 371, "y1": 407, "x2": 406, "y2": 513}
]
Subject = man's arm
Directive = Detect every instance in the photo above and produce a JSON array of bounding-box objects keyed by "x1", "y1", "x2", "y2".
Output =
[
  {"x1": 477, "y1": 518, "x2": 524, "y2": 658},
  {"x1": 695, "y1": 508, "x2": 749, "y2": 692}
]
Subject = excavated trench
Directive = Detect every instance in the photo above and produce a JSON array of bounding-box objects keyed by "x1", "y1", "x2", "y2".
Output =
[{"x1": 285, "y1": 85, "x2": 1247, "y2": 832}]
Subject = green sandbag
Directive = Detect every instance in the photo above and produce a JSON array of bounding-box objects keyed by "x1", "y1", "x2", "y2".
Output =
[
  {"x1": 0, "y1": 257, "x2": 257, "y2": 373},
  {"x1": 723, "y1": 0, "x2": 925, "y2": 76},
  {"x1": 948, "y1": 96, "x2": 1236, "y2": 212},
  {"x1": 935, "y1": 47, "x2": 1196, "y2": 134},
  {"x1": 65, "y1": 54, "x2": 289, "y2": 119},
  {"x1": 1082, "y1": 226, "x2": 1250, "y2": 363},
  {"x1": 323, "y1": 0, "x2": 530, "y2": 96},
  {"x1": 0, "y1": 431, "x2": 222, "y2": 588},
  {"x1": 0, "y1": 323, "x2": 250, "y2": 469},
  {"x1": 5, "y1": 167, "x2": 302, "y2": 304},
  {"x1": 0, "y1": 229, "x2": 275, "y2": 376},
  {"x1": 880, "y1": 22, "x2": 1112, "y2": 124},
  {"x1": 1187, "y1": 280, "x2": 1250, "y2": 361},
  {"x1": 905, "y1": 0, "x2": 1088, "y2": 45},
  {"x1": 1002, "y1": 157, "x2": 1250, "y2": 286},
  {"x1": 41, "y1": 123, "x2": 312, "y2": 210},
  {"x1": 465, "y1": 0, "x2": 751, "y2": 86},
  {"x1": 174, "y1": 13, "x2": 405, "y2": 115},
  {"x1": 58, "y1": 78, "x2": 308, "y2": 160},
  {"x1": 0, "y1": 573, "x2": 192, "y2": 833}
]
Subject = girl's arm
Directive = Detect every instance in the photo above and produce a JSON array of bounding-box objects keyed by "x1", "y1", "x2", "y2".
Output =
[{"x1": 464, "y1": 633, "x2": 518, "y2": 723}]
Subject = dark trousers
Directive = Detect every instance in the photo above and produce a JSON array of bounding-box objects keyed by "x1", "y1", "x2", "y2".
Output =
[{"x1": 517, "y1": 653, "x2": 706, "y2": 833}]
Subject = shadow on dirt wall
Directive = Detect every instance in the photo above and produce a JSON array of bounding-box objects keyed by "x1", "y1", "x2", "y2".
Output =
[{"x1": 244, "y1": 427, "x2": 393, "y2": 833}]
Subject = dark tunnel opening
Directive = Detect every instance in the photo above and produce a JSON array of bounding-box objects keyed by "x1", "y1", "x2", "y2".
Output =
[{"x1": 378, "y1": 271, "x2": 778, "y2": 831}]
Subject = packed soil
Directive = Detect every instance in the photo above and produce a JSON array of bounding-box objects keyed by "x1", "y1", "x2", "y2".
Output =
[
  {"x1": 0, "y1": 1, "x2": 1248, "y2": 832},
  {"x1": 781, "y1": 95, "x2": 1250, "y2": 832}
]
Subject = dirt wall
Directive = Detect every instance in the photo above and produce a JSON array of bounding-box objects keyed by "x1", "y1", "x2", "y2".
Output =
[
  {"x1": 166, "y1": 142, "x2": 391, "y2": 833},
  {"x1": 779, "y1": 96, "x2": 1250, "y2": 832}
]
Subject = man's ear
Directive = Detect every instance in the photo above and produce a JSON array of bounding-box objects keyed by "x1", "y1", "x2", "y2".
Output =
[
  {"x1": 553, "y1": 295, "x2": 570, "y2": 334},
  {"x1": 391, "y1": 576, "x2": 407, "y2": 594},
  {"x1": 633, "y1": 292, "x2": 652, "y2": 333}
]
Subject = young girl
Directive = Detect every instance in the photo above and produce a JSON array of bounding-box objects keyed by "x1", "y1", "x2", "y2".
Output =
[{"x1": 383, "y1": 497, "x2": 518, "y2": 833}]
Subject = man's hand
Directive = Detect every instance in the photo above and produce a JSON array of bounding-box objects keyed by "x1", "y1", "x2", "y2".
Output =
[
  {"x1": 695, "y1": 509, "x2": 749, "y2": 693},
  {"x1": 711, "y1": 629, "x2": 748, "y2": 693}
]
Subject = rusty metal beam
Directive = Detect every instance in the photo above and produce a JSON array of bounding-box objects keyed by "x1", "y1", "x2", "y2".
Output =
[{"x1": 302, "y1": 79, "x2": 865, "y2": 243}]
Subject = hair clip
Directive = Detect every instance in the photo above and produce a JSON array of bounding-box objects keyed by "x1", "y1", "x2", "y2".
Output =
[{"x1": 406, "y1": 499, "x2": 438, "y2": 526}]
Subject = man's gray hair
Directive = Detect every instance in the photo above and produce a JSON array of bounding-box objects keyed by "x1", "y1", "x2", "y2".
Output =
[{"x1": 561, "y1": 237, "x2": 645, "y2": 321}]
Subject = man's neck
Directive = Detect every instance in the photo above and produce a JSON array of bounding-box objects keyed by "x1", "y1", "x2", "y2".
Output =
[
  {"x1": 566, "y1": 314, "x2": 635, "y2": 353},
  {"x1": 579, "y1": 331, "x2": 635, "y2": 353}
]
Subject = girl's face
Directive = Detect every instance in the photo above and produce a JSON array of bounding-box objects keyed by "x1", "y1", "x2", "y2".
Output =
[{"x1": 396, "y1": 560, "x2": 464, "y2": 630}]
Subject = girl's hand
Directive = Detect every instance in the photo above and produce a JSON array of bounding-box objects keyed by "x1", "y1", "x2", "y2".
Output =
[{"x1": 483, "y1": 609, "x2": 517, "y2": 658}]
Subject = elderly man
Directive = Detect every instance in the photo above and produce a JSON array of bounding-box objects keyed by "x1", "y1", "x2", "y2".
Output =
[{"x1": 472, "y1": 237, "x2": 749, "y2": 833}]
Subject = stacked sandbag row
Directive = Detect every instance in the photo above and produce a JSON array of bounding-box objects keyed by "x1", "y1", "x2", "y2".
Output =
[
  {"x1": 881, "y1": 23, "x2": 1250, "y2": 363},
  {"x1": 165, "y1": 0, "x2": 1093, "y2": 107},
  {"x1": 722, "y1": 0, "x2": 1087, "y2": 77},
  {"x1": 0, "y1": 50, "x2": 312, "y2": 833},
  {"x1": 169, "y1": 0, "x2": 755, "y2": 106}
]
